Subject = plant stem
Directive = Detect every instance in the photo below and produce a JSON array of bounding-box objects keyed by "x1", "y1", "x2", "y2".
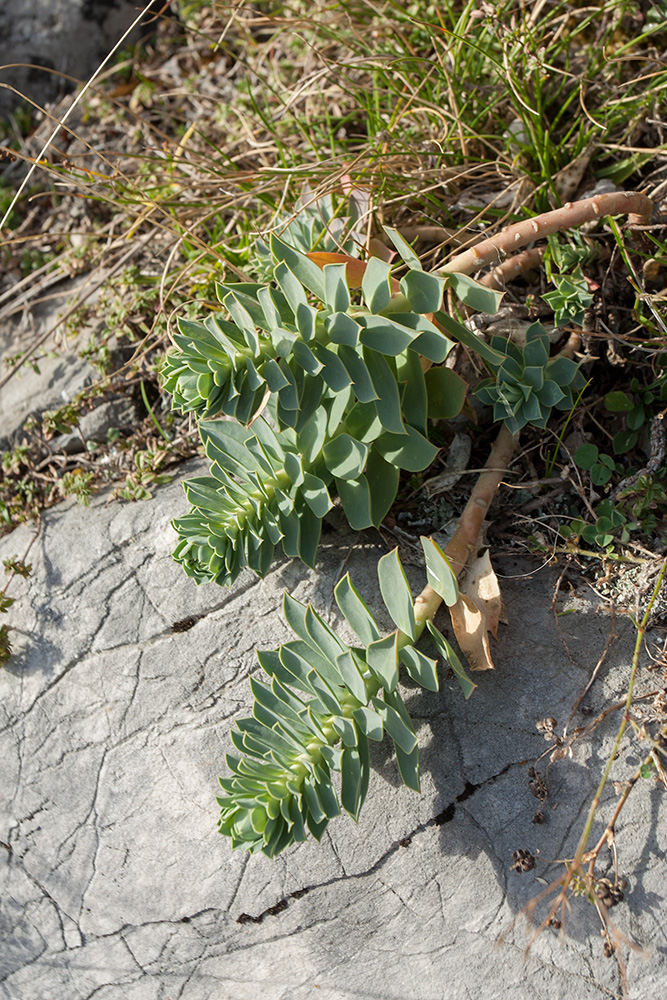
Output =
[
  {"x1": 479, "y1": 246, "x2": 546, "y2": 290},
  {"x1": 140, "y1": 380, "x2": 172, "y2": 443},
  {"x1": 568, "y1": 558, "x2": 667, "y2": 871},
  {"x1": 409, "y1": 422, "x2": 518, "y2": 638},
  {"x1": 586, "y1": 727, "x2": 667, "y2": 869},
  {"x1": 408, "y1": 331, "x2": 581, "y2": 649},
  {"x1": 436, "y1": 192, "x2": 652, "y2": 277}
]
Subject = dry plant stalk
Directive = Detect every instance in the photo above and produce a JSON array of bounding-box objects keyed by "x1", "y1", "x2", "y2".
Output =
[
  {"x1": 412, "y1": 422, "x2": 516, "y2": 631},
  {"x1": 480, "y1": 246, "x2": 546, "y2": 291},
  {"x1": 509, "y1": 559, "x2": 667, "y2": 989},
  {"x1": 437, "y1": 191, "x2": 653, "y2": 276}
]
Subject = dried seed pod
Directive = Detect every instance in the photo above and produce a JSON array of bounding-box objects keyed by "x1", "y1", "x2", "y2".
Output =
[
  {"x1": 511, "y1": 848, "x2": 536, "y2": 873},
  {"x1": 528, "y1": 769, "x2": 548, "y2": 802},
  {"x1": 536, "y1": 716, "x2": 557, "y2": 738},
  {"x1": 595, "y1": 877, "x2": 625, "y2": 909}
]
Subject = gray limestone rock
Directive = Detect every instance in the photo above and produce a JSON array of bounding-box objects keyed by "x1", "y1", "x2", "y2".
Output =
[
  {"x1": 0, "y1": 469, "x2": 666, "y2": 999},
  {"x1": 0, "y1": 1, "x2": 160, "y2": 120}
]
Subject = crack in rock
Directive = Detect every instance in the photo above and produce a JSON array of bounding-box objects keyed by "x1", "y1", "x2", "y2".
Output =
[{"x1": 234, "y1": 762, "x2": 521, "y2": 926}]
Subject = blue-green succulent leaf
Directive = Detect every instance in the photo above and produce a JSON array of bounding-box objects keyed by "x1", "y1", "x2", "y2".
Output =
[
  {"x1": 334, "y1": 573, "x2": 382, "y2": 646},
  {"x1": 374, "y1": 426, "x2": 439, "y2": 472},
  {"x1": 362, "y1": 256, "x2": 393, "y2": 313},
  {"x1": 445, "y1": 272, "x2": 504, "y2": 314},
  {"x1": 383, "y1": 226, "x2": 422, "y2": 269},
  {"x1": 420, "y1": 536, "x2": 459, "y2": 606},
  {"x1": 377, "y1": 548, "x2": 416, "y2": 640},
  {"x1": 426, "y1": 621, "x2": 477, "y2": 699},
  {"x1": 366, "y1": 632, "x2": 399, "y2": 692},
  {"x1": 335, "y1": 474, "x2": 373, "y2": 530},
  {"x1": 323, "y1": 262, "x2": 351, "y2": 312},
  {"x1": 271, "y1": 234, "x2": 326, "y2": 299},
  {"x1": 399, "y1": 646, "x2": 439, "y2": 691},
  {"x1": 322, "y1": 433, "x2": 369, "y2": 480},
  {"x1": 399, "y1": 269, "x2": 445, "y2": 313}
]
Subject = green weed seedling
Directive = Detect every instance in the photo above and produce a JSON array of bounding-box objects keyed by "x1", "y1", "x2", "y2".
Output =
[
  {"x1": 114, "y1": 446, "x2": 172, "y2": 502},
  {"x1": 616, "y1": 474, "x2": 667, "y2": 539},
  {"x1": 562, "y1": 500, "x2": 630, "y2": 550},
  {"x1": 1, "y1": 554, "x2": 33, "y2": 667},
  {"x1": 605, "y1": 376, "x2": 667, "y2": 455},
  {"x1": 574, "y1": 443, "x2": 620, "y2": 487},
  {"x1": 60, "y1": 470, "x2": 95, "y2": 507}
]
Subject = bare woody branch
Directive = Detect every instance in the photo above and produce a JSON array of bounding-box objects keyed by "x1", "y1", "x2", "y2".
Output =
[
  {"x1": 479, "y1": 246, "x2": 545, "y2": 291},
  {"x1": 413, "y1": 422, "x2": 516, "y2": 629},
  {"x1": 412, "y1": 332, "x2": 581, "y2": 630},
  {"x1": 437, "y1": 191, "x2": 653, "y2": 278}
]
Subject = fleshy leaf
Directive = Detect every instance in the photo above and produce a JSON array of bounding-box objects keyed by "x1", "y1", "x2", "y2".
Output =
[
  {"x1": 365, "y1": 450, "x2": 400, "y2": 527},
  {"x1": 425, "y1": 367, "x2": 468, "y2": 419},
  {"x1": 366, "y1": 632, "x2": 399, "y2": 692},
  {"x1": 353, "y1": 706, "x2": 384, "y2": 741},
  {"x1": 374, "y1": 427, "x2": 439, "y2": 472},
  {"x1": 371, "y1": 696, "x2": 418, "y2": 754},
  {"x1": 383, "y1": 226, "x2": 422, "y2": 270},
  {"x1": 445, "y1": 272, "x2": 504, "y2": 314},
  {"x1": 399, "y1": 646, "x2": 439, "y2": 691},
  {"x1": 323, "y1": 262, "x2": 351, "y2": 312},
  {"x1": 420, "y1": 536, "x2": 459, "y2": 606},
  {"x1": 322, "y1": 433, "x2": 369, "y2": 480},
  {"x1": 335, "y1": 649, "x2": 369, "y2": 704},
  {"x1": 271, "y1": 234, "x2": 326, "y2": 299},
  {"x1": 362, "y1": 256, "x2": 393, "y2": 313},
  {"x1": 340, "y1": 736, "x2": 369, "y2": 821},
  {"x1": 377, "y1": 548, "x2": 416, "y2": 641},
  {"x1": 426, "y1": 621, "x2": 477, "y2": 699},
  {"x1": 399, "y1": 269, "x2": 445, "y2": 313},
  {"x1": 335, "y1": 474, "x2": 373, "y2": 530},
  {"x1": 334, "y1": 574, "x2": 382, "y2": 646}
]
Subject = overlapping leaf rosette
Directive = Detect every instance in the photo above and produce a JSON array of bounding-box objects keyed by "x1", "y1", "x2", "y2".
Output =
[
  {"x1": 161, "y1": 213, "x2": 587, "y2": 857},
  {"x1": 217, "y1": 541, "x2": 472, "y2": 857},
  {"x1": 165, "y1": 231, "x2": 471, "y2": 587},
  {"x1": 474, "y1": 322, "x2": 586, "y2": 434}
]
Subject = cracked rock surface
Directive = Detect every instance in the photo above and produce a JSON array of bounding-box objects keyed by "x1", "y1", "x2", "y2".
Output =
[{"x1": 1, "y1": 467, "x2": 666, "y2": 999}]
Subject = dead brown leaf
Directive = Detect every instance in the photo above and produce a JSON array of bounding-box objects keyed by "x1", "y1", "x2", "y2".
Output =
[
  {"x1": 552, "y1": 144, "x2": 595, "y2": 203},
  {"x1": 463, "y1": 548, "x2": 504, "y2": 638},
  {"x1": 447, "y1": 549, "x2": 506, "y2": 671},
  {"x1": 449, "y1": 593, "x2": 496, "y2": 671}
]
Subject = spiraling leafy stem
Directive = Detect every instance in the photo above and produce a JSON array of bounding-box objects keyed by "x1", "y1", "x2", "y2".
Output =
[{"x1": 161, "y1": 192, "x2": 653, "y2": 857}]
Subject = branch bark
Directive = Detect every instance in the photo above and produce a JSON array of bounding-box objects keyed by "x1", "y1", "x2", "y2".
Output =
[
  {"x1": 479, "y1": 246, "x2": 546, "y2": 290},
  {"x1": 437, "y1": 191, "x2": 653, "y2": 278},
  {"x1": 412, "y1": 331, "x2": 581, "y2": 634},
  {"x1": 413, "y1": 422, "x2": 516, "y2": 630}
]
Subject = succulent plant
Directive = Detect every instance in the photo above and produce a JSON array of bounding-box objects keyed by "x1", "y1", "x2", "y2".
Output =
[
  {"x1": 217, "y1": 543, "x2": 470, "y2": 857},
  {"x1": 161, "y1": 233, "x2": 459, "y2": 429},
  {"x1": 172, "y1": 395, "x2": 440, "y2": 588},
  {"x1": 474, "y1": 322, "x2": 585, "y2": 434},
  {"x1": 253, "y1": 186, "x2": 366, "y2": 278},
  {"x1": 164, "y1": 231, "x2": 478, "y2": 587}
]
